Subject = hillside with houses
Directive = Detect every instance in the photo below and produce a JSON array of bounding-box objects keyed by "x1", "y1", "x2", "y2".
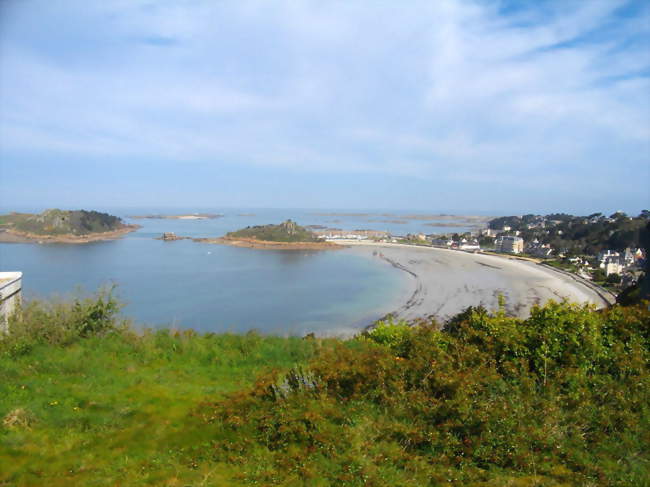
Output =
[{"x1": 393, "y1": 211, "x2": 648, "y2": 296}]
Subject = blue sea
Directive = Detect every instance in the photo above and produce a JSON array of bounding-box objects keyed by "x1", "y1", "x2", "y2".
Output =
[{"x1": 0, "y1": 208, "x2": 479, "y2": 335}]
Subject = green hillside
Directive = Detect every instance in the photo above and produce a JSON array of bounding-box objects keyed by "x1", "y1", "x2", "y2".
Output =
[
  {"x1": 0, "y1": 209, "x2": 125, "y2": 235},
  {"x1": 1, "y1": 292, "x2": 648, "y2": 486},
  {"x1": 226, "y1": 219, "x2": 321, "y2": 243}
]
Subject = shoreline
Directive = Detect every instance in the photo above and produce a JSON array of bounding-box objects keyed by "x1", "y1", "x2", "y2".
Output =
[
  {"x1": 193, "y1": 236, "x2": 345, "y2": 250},
  {"x1": 130, "y1": 214, "x2": 222, "y2": 220},
  {"x1": 338, "y1": 241, "x2": 612, "y2": 325},
  {"x1": 0, "y1": 225, "x2": 140, "y2": 244}
]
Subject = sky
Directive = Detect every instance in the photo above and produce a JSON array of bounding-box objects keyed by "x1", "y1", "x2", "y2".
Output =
[{"x1": 0, "y1": 0, "x2": 648, "y2": 215}]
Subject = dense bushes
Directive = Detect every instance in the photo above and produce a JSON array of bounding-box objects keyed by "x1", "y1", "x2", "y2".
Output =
[
  {"x1": 2, "y1": 293, "x2": 648, "y2": 485},
  {"x1": 200, "y1": 301, "x2": 650, "y2": 486}
]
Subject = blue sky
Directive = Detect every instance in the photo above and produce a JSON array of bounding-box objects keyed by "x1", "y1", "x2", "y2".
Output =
[{"x1": 0, "y1": 0, "x2": 648, "y2": 215}]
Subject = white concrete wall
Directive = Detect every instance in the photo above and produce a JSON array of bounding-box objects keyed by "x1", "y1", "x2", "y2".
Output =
[{"x1": 0, "y1": 272, "x2": 22, "y2": 333}]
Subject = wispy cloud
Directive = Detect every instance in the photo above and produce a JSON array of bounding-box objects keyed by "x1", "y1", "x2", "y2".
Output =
[{"x1": 0, "y1": 0, "x2": 648, "y2": 211}]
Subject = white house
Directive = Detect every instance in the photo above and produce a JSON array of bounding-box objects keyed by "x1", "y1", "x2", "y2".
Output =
[{"x1": 495, "y1": 236, "x2": 524, "y2": 254}]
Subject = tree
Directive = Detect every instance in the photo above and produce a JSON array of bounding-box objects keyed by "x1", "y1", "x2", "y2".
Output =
[{"x1": 592, "y1": 269, "x2": 606, "y2": 282}]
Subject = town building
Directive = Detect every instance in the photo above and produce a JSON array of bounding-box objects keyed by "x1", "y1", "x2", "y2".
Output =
[
  {"x1": 597, "y1": 250, "x2": 620, "y2": 264},
  {"x1": 496, "y1": 236, "x2": 524, "y2": 254},
  {"x1": 481, "y1": 228, "x2": 499, "y2": 237},
  {"x1": 603, "y1": 256, "x2": 624, "y2": 276},
  {"x1": 431, "y1": 237, "x2": 454, "y2": 247},
  {"x1": 526, "y1": 242, "x2": 553, "y2": 258}
]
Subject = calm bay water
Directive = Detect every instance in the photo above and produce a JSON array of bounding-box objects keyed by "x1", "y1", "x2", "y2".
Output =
[{"x1": 0, "y1": 208, "x2": 475, "y2": 335}]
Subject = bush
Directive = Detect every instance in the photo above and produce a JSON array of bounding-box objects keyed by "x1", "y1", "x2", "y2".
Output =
[
  {"x1": 362, "y1": 316, "x2": 414, "y2": 356},
  {"x1": 200, "y1": 301, "x2": 650, "y2": 486},
  {"x1": 606, "y1": 273, "x2": 622, "y2": 284},
  {"x1": 0, "y1": 287, "x2": 125, "y2": 356}
]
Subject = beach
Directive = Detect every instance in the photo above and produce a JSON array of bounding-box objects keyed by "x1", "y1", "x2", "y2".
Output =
[{"x1": 342, "y1": 242, "x2": 612, "y2": 323}]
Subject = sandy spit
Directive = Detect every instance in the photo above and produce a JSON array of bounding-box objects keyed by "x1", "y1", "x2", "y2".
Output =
[{"x1": 341, "y1": 242, "x2": 611, "y2": 323}]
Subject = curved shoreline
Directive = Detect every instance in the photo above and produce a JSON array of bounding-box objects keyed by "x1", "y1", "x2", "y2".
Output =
[
  {"x1": 0, "y1": 225, "x2": 141, "y2": 244},
  {"x1": 339, "y1": 241, "x2": 612, "y2": 324}
]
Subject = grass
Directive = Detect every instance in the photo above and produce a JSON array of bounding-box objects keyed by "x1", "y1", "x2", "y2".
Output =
[
  {"x1": 1, "y1": 290, "x2": 649, "y2": 486},
  {"x1": 0, "y1": 292, "x2": 317, "y2": 486}
]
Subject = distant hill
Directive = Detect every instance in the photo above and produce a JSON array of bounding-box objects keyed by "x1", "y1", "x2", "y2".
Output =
[
  {"x1": 0, "y1": 209, "x2": 127, "y2": 236},
  {"x1": 226, "y1": 220, "x2": 321, "y2": 243}
]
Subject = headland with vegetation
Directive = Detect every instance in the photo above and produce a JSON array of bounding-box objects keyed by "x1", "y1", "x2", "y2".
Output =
[
  {"x1": 0, "y1": 209, "x2": 139, "y2": 244},
  {"x1": 195, "y1": 219, "x2": 342, "y2": 250},
  {"x1": 1, "y1": 288, "x2": 648, "y2": 486}
]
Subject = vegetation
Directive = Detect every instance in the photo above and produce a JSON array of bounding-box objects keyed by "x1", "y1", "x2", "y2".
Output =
[
  {"x1": 0, "y1": 209, "x2": 126, "y2": 235},
  {"x1": 0, "y1": 290, "x2": 317, "y2": 486},
  {"x1": 1, "y1": 291, "x2": 649, "y2": 486},
  {"x1": 226, "y1": 219, "x2": 321, "y2": 243},
  {"x1": 488, "y1": 211, "x2": 649, "y2": 256}
]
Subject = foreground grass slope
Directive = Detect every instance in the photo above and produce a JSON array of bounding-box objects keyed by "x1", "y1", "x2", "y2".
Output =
[
  {"x1": 0, "y1": 292, "x2": 317, "y2": 486},
  {"x1": 1, "y1": 291, "x2": 648, "y2": 486}
]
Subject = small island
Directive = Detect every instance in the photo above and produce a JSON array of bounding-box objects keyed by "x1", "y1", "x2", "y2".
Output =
[
  {"x1": 194, "y1": 220, "x2": 343, "y2": 250},
  {"x1": 0, "y1": 209, "x2": 139, "y2": 244}
]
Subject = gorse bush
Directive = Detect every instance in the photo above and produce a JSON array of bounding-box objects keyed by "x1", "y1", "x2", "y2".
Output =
[{"x1": 200, "y1": 301, "x2": 650, "y2": 486}]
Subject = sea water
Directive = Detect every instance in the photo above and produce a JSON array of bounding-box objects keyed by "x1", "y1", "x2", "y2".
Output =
[{"x1": 0, "y1": 208, "x2": 476, "y2": 335}]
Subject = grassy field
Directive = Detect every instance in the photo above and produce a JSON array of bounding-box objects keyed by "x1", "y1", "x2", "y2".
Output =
[
  {"x1": 0, "y1": 293, "x2": 317, "y2": 486},
  {"x1": 1, "y1": 291, "x2": 648, "y2": 486}
]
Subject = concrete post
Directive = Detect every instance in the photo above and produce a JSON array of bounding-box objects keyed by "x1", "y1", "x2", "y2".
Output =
[{"x1": 0, "y1": 272, "x2": 23, "y2": 333}]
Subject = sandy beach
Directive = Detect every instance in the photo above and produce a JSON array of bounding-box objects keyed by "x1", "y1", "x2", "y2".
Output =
[{"x1": 341, "y1": 242, "x2": 612, "y2": 323}]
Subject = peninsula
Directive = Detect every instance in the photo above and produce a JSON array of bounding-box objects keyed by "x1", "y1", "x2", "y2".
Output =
[
  {"x1": 194, "y1": 219, "x2": 342, "y2": 250},
  {"x1": 0, "y1": 209, "x2": 139, "y2": 244}
]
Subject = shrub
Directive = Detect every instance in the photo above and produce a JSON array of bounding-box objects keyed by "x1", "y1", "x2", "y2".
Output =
[
  {"x1": 200, "y1": 301, "x2": 650, "y2": 486},
  {"x1": 0, "y1": 287, "x2": 125, "y2": 356},
  {"x1": 362, "y1": 316, "x2": 414, "y2": 356}
]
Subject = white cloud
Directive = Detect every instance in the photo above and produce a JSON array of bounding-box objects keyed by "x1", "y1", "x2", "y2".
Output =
[{"x1": 0, "y1": 0, "x2": 648, "y2": 193}]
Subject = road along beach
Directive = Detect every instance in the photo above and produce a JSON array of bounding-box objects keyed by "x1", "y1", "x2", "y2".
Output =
[{"x1": 340, "y1": 242, "x2": 611, "y2": 323}]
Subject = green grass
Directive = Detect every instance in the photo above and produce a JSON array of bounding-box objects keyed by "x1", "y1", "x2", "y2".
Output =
[
  {"x1": 1, "y1": 291, "x2": 649, "y2": 486},
  {"x1": 0, "y1": 293, "x2": 317, "y2": 486}
]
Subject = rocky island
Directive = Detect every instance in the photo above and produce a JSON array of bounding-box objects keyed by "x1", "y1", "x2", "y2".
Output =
[
  {"x1": 194, "y1": 219, "x2": 343, "y2": 250},
  {"x1": 0, "y1": 209, "x2": 139, "y2": 244}
]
